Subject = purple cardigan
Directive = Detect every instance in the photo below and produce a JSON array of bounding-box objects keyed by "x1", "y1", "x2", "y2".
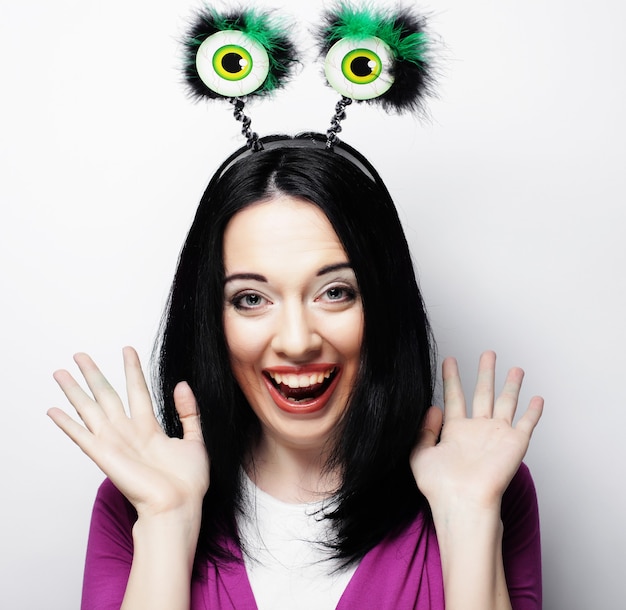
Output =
[{"x1": 81, "y1": 464, "x2": 541, "y2": 609}]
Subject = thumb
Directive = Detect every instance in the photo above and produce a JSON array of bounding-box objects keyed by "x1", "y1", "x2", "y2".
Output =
[
  {"x1": 173, "y1": 381, "x2": 203, "y2": 442},
  {"x1": 414, "y1": 406, "x2": 443, "y2": 452}
]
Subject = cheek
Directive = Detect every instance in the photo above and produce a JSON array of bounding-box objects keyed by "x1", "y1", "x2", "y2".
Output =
[
  {"x1": 223, "y1": 314, "x2": 268, "y2": 371},
  {"x1": 224, "y1": 313, "x2": 250, "y2": 353},
  {"x1": 226, "y1": 347, "x2": 266, "y2": 399},
  {"x1": 322, "y1": 309, "x2": 363, "y2": 358}
]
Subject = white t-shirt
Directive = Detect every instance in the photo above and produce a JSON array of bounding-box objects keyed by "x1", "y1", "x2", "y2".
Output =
[{"x1": 236, "y1": 473, "x2": 358, "y2": 610}]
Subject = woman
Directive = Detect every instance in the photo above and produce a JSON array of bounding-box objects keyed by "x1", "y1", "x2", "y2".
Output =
[{"x1": 49, "y1": 133, "x2": 543, "y2": 609}]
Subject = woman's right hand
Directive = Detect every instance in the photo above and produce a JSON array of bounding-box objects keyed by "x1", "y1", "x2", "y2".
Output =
[{"x1": 48, "y1": 347, "x2": 210, "y2": 520}]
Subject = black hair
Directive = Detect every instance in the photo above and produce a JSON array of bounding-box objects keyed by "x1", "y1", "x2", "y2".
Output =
[{"x1": 153, "y1": 133, "x2": 436, "y2": 566}]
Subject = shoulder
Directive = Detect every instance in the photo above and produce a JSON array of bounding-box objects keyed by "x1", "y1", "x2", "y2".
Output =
[
  {"x1": 93, "y1": 478, "x2": 137, "y2": 520},
  {"x1": 95, "y1": 477, "x2": 130, "y2": 506},
  {"x1": 82, "y1": 480, "x2": 137, "y2": 609},
  {"x1": 88, "y1": 478, "x2": 137, "y2": 553},
  {"x1": 501, "y1": 463, "x2": 543, "y2": 609},
  {"x1": 502, "y1": 462, "x2": 540, "y2": 530}
]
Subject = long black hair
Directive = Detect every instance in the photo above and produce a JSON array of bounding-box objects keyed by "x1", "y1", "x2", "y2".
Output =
[{"x1": 153, "y1": 133, "x2": 436, "y2": 566}]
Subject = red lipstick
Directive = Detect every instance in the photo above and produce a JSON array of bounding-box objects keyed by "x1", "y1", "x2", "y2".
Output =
[
  {"x1": 264, "y1": 363, "x2": 337, "y2": 375},
  {"x1": 263, "y1": 366, "x2": 342, "y2": 415}
]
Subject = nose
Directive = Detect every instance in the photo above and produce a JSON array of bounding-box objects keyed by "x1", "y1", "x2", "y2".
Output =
[{"x1": 270, "y1": 301, "x2": 323, "y2": 361}]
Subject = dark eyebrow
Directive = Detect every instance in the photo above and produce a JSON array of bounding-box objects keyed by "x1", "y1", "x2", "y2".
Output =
[
  {"x1": 224, "y1": 264, "x2": 352, "y2": 285},
  {"x1": 223, "y1": 272, "x2": 267, "y2": 285},
  {"x1": 317, "y1": 262, "x2": 353, "y2": 276}
]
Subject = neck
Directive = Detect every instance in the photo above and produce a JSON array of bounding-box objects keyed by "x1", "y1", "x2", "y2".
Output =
[{"x1": 246, "y1": 436, "x2": 341, "y2": 504}]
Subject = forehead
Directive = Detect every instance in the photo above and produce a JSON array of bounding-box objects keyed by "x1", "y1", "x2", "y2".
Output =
[{"x1": 223, "y1": 196, "x2": 348, "y2": 272}]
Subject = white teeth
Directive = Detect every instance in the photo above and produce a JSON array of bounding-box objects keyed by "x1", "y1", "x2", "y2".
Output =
[
  {"x1": 287, "y1": 374, "x2": 299, "y2": 388},
  {"x1": 309, "y1": 373, "x2": 322, "y2": 385},
  {"x1": 268, "y1": 368, "x2": 334, "y2": 388}
]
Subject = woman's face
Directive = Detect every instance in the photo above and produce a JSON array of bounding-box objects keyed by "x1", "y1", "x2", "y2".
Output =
[{"x1": 222, "y1": 196, "x2": 363, "y2": 453}]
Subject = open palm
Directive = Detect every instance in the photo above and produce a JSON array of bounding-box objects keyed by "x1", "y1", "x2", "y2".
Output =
[
  {"x1": 48, "y1": 347, "x2": 210, "y2": 518},
  {"x1": 411, "y1": 351, "x2": 543, "y2": 511}
]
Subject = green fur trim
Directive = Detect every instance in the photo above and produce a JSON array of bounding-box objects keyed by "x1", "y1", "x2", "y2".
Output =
[
  {"x1": 324, "y1": 2, "x2": 427, "y2": 65},
  {"x1": 210, "y1": 9, "x2": 289, "y2": 56}
]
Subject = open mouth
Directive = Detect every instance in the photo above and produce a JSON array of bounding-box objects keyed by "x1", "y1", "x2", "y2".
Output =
[
  {"x1": 265, "y1": 367, "x2": 337, "y2": 402},
  {"x1": 263, "y1": 366, "x2": 340, "y2": 413}
]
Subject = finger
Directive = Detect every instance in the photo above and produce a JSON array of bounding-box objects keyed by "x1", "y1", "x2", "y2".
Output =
[
  {"x1": 442, "y1": 357, "x2": 466, "y2": 420},
  {"x1": 472, "y1": 351, "x2": 496, "y2": 418},
  {"x1": 73, "y1": 353, "x2": 126, "y2": 419},
  {"x1": 48, "y1": 407, "x2": 112, "y2": 474},
  {"x1": 173, "y1": 381, "x2": 204, "y2": 443},
  {"x1": 123, "y1": 346, "x2": 156, "y2": 420},
  {"x1": 493, "y1": 366, "x2": 525, "y2": 422},
  {"x1": 47, "y1": 406, "x2": 95, "y2": 452},
  {"x1": 53, "y1": 368, "x2": 107, "y2": 431},
  {"x1": 514, "y1": 395, "x2": 544, "y2": 437},
  {"x1": 413, "y1": 406, "x2": 443, "y2": 453}
]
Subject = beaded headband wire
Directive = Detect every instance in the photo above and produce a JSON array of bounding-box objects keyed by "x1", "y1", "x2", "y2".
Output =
[{"x1": 182, "y1": 2, "x2": 433, "y2": 151}]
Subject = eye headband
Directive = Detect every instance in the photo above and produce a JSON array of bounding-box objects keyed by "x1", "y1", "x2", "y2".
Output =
[{"x1": 182, "y1": 2, "x2": 434, "y2": 150}]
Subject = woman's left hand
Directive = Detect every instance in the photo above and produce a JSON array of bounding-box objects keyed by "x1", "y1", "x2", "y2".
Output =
[{"x1": 410, "y1": 351, "x2": 543, "y2": 512}]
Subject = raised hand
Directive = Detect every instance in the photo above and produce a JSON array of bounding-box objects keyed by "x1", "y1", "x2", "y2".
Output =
[
  {"x1": 48, "y1": 347, "x2": 210, "y2": 519},
  {"x1": 411, "y1": 351, "x2": 543, "y2": 512}
]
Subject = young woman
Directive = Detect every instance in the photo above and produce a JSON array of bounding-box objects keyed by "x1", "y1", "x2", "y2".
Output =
[{"x1": 49, "y1": 133, "x2": 543, "y2": 609}]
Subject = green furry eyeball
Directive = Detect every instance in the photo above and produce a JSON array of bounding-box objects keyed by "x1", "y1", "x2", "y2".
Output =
[
  {"x1": 183, "y1": 7, "x2": 297, "y2": 100},
  {"x1": 317, "y1": 2, "x2": 433, "y2": 112}
]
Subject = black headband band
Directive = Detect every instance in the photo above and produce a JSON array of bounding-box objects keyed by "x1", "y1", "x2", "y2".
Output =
[{"x1": 216, "y1": 132, "x2": 378, "y2": 183}]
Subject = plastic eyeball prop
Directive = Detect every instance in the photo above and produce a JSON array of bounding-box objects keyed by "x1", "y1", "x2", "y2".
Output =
[
  {"x1": 324, "y1": 37, "x2": 395, "y2": 100},
  {"x1": 195, "y1": 30, "x2": 270, "y2": 97}
]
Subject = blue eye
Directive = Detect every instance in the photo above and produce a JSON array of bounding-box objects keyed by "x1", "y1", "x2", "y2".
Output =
[
  {"x1": 324, "y1": 36, "x2": 395, "y2": 100},
  {"x1": 327, "y1": 287, "x2": 345, "y2": 300},
  {"x1": 232, "y1": 292, "x2": 267, "y2": 311},
  {"x1": 320, "y1": 285, "x2": 357, "y2": 303}
]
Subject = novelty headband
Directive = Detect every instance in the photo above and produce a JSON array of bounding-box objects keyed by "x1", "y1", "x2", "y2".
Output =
[{"x1": 182, "y1": 2, "x2": 433, "y2": 150}]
